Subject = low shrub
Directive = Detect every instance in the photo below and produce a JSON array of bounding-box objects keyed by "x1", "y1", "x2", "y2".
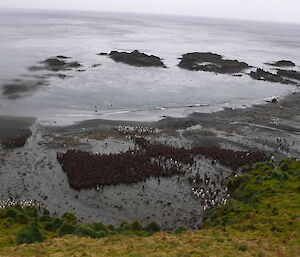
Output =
[
  {"x1": 43, "y1": 218, "x2": 62, "y2": 231},
  {"x1": 38, "y1": 214, "x2": 52, "y2": 223},
  {"x1": 95, "y1": 230, "x2": 108, "y2": 238},
  {"x1": 57, "y1": 222, "x2": 76, "y2": 236},
  {"x1": 23, "y1": 206, "x2": 38, "y2": 218},
  {"x1": 91, "y1": 223, "x2": 108, "y2": 233},
  {"x1": 15, "y1": 213, "x2": 29, "y2": 224},
  {"x1": 61, "y1": 212, "x2": 77, "y2": 225},
  {"x1": 119, "y1": 222, "x2": 131, "y2": 231},
  {"x1": 174, "y1": 226, "x2": 188, "y2": 235},
  {"x1": 4, "y1": 208, "x2": 18, "y2": 218},
  {"x1": 16, "y1": 222, "x2": 45, "y2": 244},
  {"x1": 130, "y1": 220, "x2": 143, "y2": 231},
  {"x1": 145, "y1": 222, "x2": 160, "y2": 233},
  {"x1": 107, "y1": 224, "x2": 115, "y2": 231},
  {"x1": 75, "y1": 224, "x2": 96, "y2": 238},
  {"x1": 236, "y1": 244, "x2": 248, "y2": 252}
]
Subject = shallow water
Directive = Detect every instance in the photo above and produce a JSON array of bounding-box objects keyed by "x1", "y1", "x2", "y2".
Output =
[{"x1": 0, "y1": 9, "x2": 299, "y2": 124}]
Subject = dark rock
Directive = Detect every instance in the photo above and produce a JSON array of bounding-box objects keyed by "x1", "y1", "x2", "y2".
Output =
[
  {"x1": 271, "y1": 98, "x2": 278, "y2": 103},
  {"x1": 56, "y1": 55, "x2": 71, "y2": 59},
  {"x1": 97, "y1": 52, "x2": 108, "y2": 56},
  {"x1": 29, "y1": 57, "x2": 82, "y2": 72},
  {"x1": 109, "y1": 50, "x2": 166, "y2": 68},
  {"x1": 68, "y1": 61, "x2": 81, "y2": 68},
  {"x1": 57, "y1": 74, "x2": 68, "y2": 79},
  {"x1": 2, "y1": 80, "x2": 46, "y2": 98},
  {"x1": 178, "y1": 52, "x2": 250, "y2": 74},
  {"x1": 266, "y1": 60, "x2": 296, "y2": 67},
  {"x1": 3, "y1": 84, "x2": 36, "y2": 95},
  {"x1": 249, "y1": 68, "x2": 297, "y2": 85},
  {"x1": 90, "y1": 64, "x2": 102, "y2": 68},
  {"x1": 266, "y1": 97, "x2": 278, "y2": 103},
  {"x1": 43, "y1": 58, "x2": 67, "y2": 68},
  {"x1": 277, "y1": 69, "x2": 300, "y2": 81}
]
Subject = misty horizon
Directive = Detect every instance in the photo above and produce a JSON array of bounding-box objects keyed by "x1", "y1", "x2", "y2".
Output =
[{"x1": 1, "y1": 0, "x2": 300, "y2": 24}]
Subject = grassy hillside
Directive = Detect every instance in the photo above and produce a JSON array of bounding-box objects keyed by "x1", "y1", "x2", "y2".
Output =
[{"x1": 0, "y1": 158, "x2": 299, "y2": 257}]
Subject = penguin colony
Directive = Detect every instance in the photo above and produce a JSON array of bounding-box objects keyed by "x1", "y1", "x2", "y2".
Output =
[{"x1": 57, "y1": 137, "x2": 267, "y2": 190}]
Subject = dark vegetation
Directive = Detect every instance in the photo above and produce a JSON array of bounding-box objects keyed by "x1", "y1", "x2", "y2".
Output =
[
  {"x1": 0, "y1": 158, "x2": 299, "y2": 252},
  {"x1": 203, "y1": 158, "x2": 300, "y2": 232},
  {"x1": 0, "y1": 205, "x2": 169, "y2": 246},
  {"x1": 109, "y1": 50, "x2": 166, "y2": 68}
]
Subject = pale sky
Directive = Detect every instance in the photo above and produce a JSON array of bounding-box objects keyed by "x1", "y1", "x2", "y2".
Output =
[{"x1": 1, "y1": 0, "x2": 300, "y2": 24}]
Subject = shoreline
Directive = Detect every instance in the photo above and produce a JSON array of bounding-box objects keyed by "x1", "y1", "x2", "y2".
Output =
[{"x1": 0, "y1": 91, "x2": 300, "y2": 229}]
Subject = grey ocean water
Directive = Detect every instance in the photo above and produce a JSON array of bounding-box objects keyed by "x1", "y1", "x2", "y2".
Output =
[{"x1": 0, "y1": 9, "x2": 299, "y2": 125}]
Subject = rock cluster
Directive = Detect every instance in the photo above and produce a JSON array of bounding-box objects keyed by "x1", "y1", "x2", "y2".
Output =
[
  {"x1": 178, "y1": 52, "x2": 250, "y2": 74},
  {"x1": 109, "y1": 50, "x2": 166, "y2": 68},
  {"x1": 29, "y1": 56, "x2": 82, "y2": 72},
  {"x1": 249, "y1": 68, "x2": 297, "y2": 85},
  {"x1": 277, "y1": 69, "x2": 300, "y2": 81},
  {"x1": 266, "y1": 60, "x2": 296, "y2": 67},
  {"x1": 2, "y1": 80, "x2": 46, "y2": 99}
]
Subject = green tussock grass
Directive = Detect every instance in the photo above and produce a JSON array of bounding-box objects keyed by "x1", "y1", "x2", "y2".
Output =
[{"x1": 0, "y1": 158, "x2": 299, "y2": 257}]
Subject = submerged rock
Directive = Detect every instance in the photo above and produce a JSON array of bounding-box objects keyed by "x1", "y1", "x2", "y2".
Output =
[
  {"x1": 56, "y1": 55, "x2": 71, "y2": 59},
  {"x1": 29, "y1": 57, "x2": 82, "y2": 72},
  {"x1": 109, "y1": 50, "x2": 166, "y2": 68},
  {"x1": 178, "y1": 52, "x2": 250, "y2": 74},
  {"x1": 249, "y1": 68, "x2": 297, "y2": 85},
  {"x1": 97, "y1": 52, "x2": 108, "y2": 56},
  {"x1": 266, "y1": 60, "x2": 296, "y2": 67},
  {"x1": 2, "y1": 80, "x2": 47, "y2": 99},
  {"x1": 67, "y1": 61, "x2": 81, "y2": 68},
  {"x1": 90, "y1": 64, "x2": 102, "y2": 68},
  {"x1": 277, "y1": 69, "x2": 300, "y2": 81}
]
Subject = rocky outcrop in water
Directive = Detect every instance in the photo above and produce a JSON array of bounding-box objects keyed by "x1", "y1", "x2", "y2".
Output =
[
  {"x1": 2, "y1": 56, "x2": 82, "y2": 99},
  {"x1": 249, "y1": 68, "x2": 297, "y2": 85},
  {"x1": 96, "y1": 52, "x2": 108, "y2": 56},
  {"x1": 178, "y1": 52, "x2": 250, "y2": 74},
  {"x1": 2, "y1": 80, "x2": 47, "y2": 99},
  {"x1": 266, "y1": 60, "x2": 296, "y2": 67},
  {"x1": 29, "y1": 57, "x2": 82, "y2": 72},
  {"x1": 277, "y1": 69, "x2": 300, "y2": 81},
  {"x1": 109, "y1": 50, "x2": 166, "y2": 68}
]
